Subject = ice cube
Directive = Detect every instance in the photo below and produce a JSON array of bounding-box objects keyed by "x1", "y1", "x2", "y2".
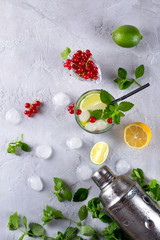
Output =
[
  {"x1": 66, "y1": 137, "x2": 82, "y2": 149},
  {"x1": 28, "y1": 175, "x2": 43, "y2": 191},
  {"x1": 52, "y1": 92, "x2": 71, "y2": 107},
  {"x1": 76, "y1": 164, "x2": 93, "y2": 180},
  {"x1": 85, "y1": 122, "x2": 97, "y2": 132},
  {"x1": 35, "y1": 145, "x2": 53, "y2": 159},
  {"x1": 5, "y1": 108, "x2": 21, "y2": 125},
  {"x1": 96, "y1": 120, "x2": 108, "y2": 131},
  {"x1": 79, "y1": 110, "x2": 90, "y2": 122},
  {"x1": 116, "y1": 160, "x2": 131, "y2": 175}
]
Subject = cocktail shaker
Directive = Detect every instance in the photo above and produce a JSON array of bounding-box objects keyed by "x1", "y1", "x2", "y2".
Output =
[{"x1": 92, "y1": 165, "x2": 160, "y2": 240}]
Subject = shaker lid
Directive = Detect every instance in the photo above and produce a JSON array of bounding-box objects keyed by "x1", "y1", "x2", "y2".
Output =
[{"x1": 92, "y1": 165, "x2": 116, "y2": 189}]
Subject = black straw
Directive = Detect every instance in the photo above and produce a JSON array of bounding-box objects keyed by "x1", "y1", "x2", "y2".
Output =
[{"x1": 111, "y1": 83, "x2": 150, "y2": 104}]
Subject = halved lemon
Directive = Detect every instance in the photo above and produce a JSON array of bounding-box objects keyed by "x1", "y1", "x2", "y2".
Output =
[
  {"x1": 80, "y1": 93, "x2": 106, "y2": 111},
  {"x1": 124, "y1": 122, "x2": 151, "y2": 149},
  {"x1": 90, "y1": 141, "x2": 109, "y2": 164}
]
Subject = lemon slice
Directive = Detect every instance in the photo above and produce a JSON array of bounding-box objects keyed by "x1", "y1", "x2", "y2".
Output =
[
  {"x1": 90, "y1": 141, "x2": 109, "y2": 164},
  {"x1": 124, "y1": 122, "x2": 151, "y2": 149},
  {"x1": 80, "y1": 93, "x2": 106, "y2": 111}
]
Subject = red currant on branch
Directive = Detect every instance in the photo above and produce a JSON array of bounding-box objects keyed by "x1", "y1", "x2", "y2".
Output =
[
  {"x1": 24, "y1": 99, "x2": 41, "y2": 118},
  {"x1": 67, "y1": 103, "x2": 82, "y2": 116}
]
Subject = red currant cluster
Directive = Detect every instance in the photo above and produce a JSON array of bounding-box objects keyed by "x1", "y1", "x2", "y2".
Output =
[
  {"x1": 63, "y1": 49, "x2": 99, "y2": 80},
  {"x1": 24, "y1": 100, "x2": 41, "y2": 117},
  {"x1": 67, "y1": 103, "x2": 82, "y2": 115}
]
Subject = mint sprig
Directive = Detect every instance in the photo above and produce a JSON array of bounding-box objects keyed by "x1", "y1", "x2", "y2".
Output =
[
  {"x1": 61, "y1": 47, "x2": 71, "y2": 60},
  {"x1": 100, "y1": 90, "x2": 134, "y2": 125},
  {"x1": 53, "y1": 177, "x2": 72, "y2": 202},
  {"x1": 114, "y1": 65, "x2": 144, "y2": 90},
  {"x1": 7, "y1": 134, "x2": 30, "y2": 155}
]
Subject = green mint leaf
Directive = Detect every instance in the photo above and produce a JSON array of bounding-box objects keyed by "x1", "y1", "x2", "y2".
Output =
[
  {"x1": 23, "y1": 216, "x2": 27, "y2": 229},
  {"x1": 19, "y1": 234, "x2": 25, "y2": 240},
  {"x1": 63, "y1": 189, "x2": 72, "y2": 201},
  {"x1": 121, "y1": 80, "x2": 134, "y2": 89},
  {"x1": 56, "y1": 231, "x2": 64, "y2": 240},
  {"x1": 29, "y1": 223, "x2": 45, "y2": 237},
  {"x1": 61, "y1": 47, "x2": 71, "y2": 60},
  {"x1": 77, "y1": 221, "x2": 82, "y2": 227},
  {"x1": 42, "y1": 205, "x2": 64, "y2": 225},
  {"x1": 109, "y1": 104, "x2": 117, "y2": 112},
  {"x1": 78, "y1": 205, "x2": 88, "y2": 221},
  {"x1": 80, "y1": 225, "x2": 96, "y2": 236},
  {"x1": 102, "y1": 106, "x2": 112, "y2": 120},
  {"x1": 150, "y1": 179, "x2": 158, "y2": 189},
  {"x1": 132, "y1": 168, "x2": 145, "y2": 180},
  {"x1": 135, "y1": 64, "x2": 144, "y2": 79},
  {"x1": 151, "y1": 183, "x2": 160, "y2": 202},
  {"x1": 100, "y1": 90, "x2": 113, "y2": 105},
  {"x1": 73, "y1": 188, "x2": 90, "y2": 202},
  {"x1": 72, "y1": 237, "x2": 84, "y2": 240},
  {"x1": 114, "y1": 78, "x2": 121, "y2": 84},
  {"x1": 112, "y1": 113, "x2": 120, "y2": 125},
  {"x1": 8, "y1": 212, "x2": 20, "y2": 230},
  {"x1": 118, "y1": 68, "x2": 127, "y2": 79},
  {"x1": 99, "y1": 212, "x2": 112, "y2": 223},
  {"x1": 90, "y1": 110, "x2": 102, "y2": 120},
  {"x1": 88, "y1": 197, "x2": 101, "y2": 218},
  {"x1": 54, "y1": 177, "x2": 64, "y2": 189},
  {"x1": 63, "y1": 227, "x2": 78, "y2": 240},
  {"x1": 21, "y1": 142, "x2": 30, "y2": 152},
  {"x1": 118, "y1": 102, "x2": 134, "y2": 112},
  {"x1": 119, "y1": 111, "x2": 125, "y2": 117}
]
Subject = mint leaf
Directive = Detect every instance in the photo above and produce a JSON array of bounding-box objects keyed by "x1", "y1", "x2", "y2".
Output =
[
  {"x1": 118, "y1": 68, "x2": 127, "y2": 79},
  {"x1": 100, "y1": 90, "x2": 112, "y2": 104},
  {"x1": 21, "y1": 142, "x2": 30, "y2": 152},
  {"x1": 88, "y1": 198, "x2": 101, "y2": 218},
  {"x1": 23, "y1": 216, "x2": 27, "y2": 229},
  {"x1": 63, "y1": 227, "x2": 78, "y2": 240},
  {"x1": 99, "y1": 212, "x2": 112, "y2": 223},
  {"x1": 8, "y1": 212, "x2": 20, "y2": 230},
  {"x1": 118, "y1": 102, "x2": 134, "y2": 112},
  {"x1": 89, "y1": 235, "x2": 99, "y2": 240},
  {"x1": 29, "y1": 223, "x2": 45, "y2": 237},
  {"x1": 80, "y1": 225, "x2": 96, "y2": 236},
  {"x1": 121, "y1": 80, "x2": 134, "y2": 89},
  {"x1": 73, "y1": 188, "x2": 90, "y2": 202},
  {"x1": 78, "y1": 205, "x2": 88, "y2": 221},
  {"x1": 150, "y1": 180, "x2": 158, "y2": 189},
  {"x1": 61, "y1": 47, "x2": 71, "y2": 60},
  {"x1": 114, "y1": 78, "x2": 121, "y2": 84},
  {"x1": 112, "y1": 113, "x2": 120, "y2": 125},
  {"x1": 135, "y1": 65, "x2": 144, "y2": 79},
  {"x1": 54, "y1": 177, "x2": 64, "y2": 189},
  {"x1": 90, "y1": 110, "x2": 102, "y2": 120},
  {"x1": 63, "y1": 189, "x2": 72, "y2": 201},
  {"x1": 42, "y1": 205, "x2": 64, "y2": 225}
]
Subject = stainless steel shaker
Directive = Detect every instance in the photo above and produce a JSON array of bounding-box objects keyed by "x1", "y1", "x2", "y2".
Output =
[{"x1": 92, "y1": 165, "x2": 160, "y2": 240}]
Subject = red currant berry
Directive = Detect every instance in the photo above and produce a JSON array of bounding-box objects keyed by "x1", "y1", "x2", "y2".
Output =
[
  {"x1": 81, "y1": 52, "x2": 87, "y2": 58},
  {"x1": 107, "y1": 118, "x2": 112, "y2": 124},
  {"x1": 31, "y1": 104, "x2": 36, "y2": 109},
  {"x1": 28, "y1": 113, "x2": 32, "y2": 117},
  {"x1": 88, "y1": 60, "x2": 94, "y2": 66},
  {"x1": 68, "y1": 106, "x2": 73, "y2": 111},
  {"x1": 68, "y1": 66, "x2": 72, "y2": 70},
  {"x1": 75, "y1": 69, "x2": 79, "y2": 74},
  {"x1": 69, "y1": 109, "x2": 74, "y2": 114},
  {"x1": 86, "y1": 49, "x2": 91, "y2": 54},
  {"x1": 29, "y1": 109, "x2": 33, "y2": 114},
  {"x1": 79, "y1": 61, "x2": 84, "y2": 66},
  {"x1": 93, "y1": 67, "x2": 98, "y2": 72},
  {"x1": 25, "y1": 103, "x2": 30, "y2": 108},
  {"x1": 78, "y1": 67, "x2": 84, "y2": 73},
  {"x1": 89, "y1": 117, "x2": 96, "y2": 123},
  {"x1": 24, "y1": 110, "x2": 29, "y2": 115},
  {"x1": 66, "y1": 59, "x2": 71, "y2": 63},
  {"x1": 77, "y1": 50, "x2": 82, "y2": 54},
  {"x1": 35, "y1": 101, "x2": 41, "y2": 106},
  {"x1": 87, "y1": 71, "x2": 92, "y2": 76},
  {"x1": 76, "y1": 109, "x2": 82, "y2": 115},
  {"x1": 94, "y1": 76, "x2": 98, "y2": 80},
  {"x1": 86, "y1": 67, "x2": 91, "y2": 71},
  {"x1": 33, "y1": 109, "x2": 38, "y2": 113},
  {"x1": 84, "y1": 74, "x2": 89, "y2": 79}
]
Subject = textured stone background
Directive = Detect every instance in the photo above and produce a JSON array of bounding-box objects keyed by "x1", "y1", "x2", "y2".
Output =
[{"x1": 1, "y1": 0, "x2": 160, "y2": 239}]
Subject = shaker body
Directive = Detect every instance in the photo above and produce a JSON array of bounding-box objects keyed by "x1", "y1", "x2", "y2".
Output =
[{"x1": 93, "y1": 166, "x2": 160, "y2": 240}]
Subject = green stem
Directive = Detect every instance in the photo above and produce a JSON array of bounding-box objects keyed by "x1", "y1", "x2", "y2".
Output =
[
  {"x1": 64, "y1": 217, "x2": 78, "y2": 224},
  {"x1": 18, "y1": 228, "x2": 26, "y2": 234},
  {"x1": 88, "y1": 186, "x2": 92, "y2": 191},
  {"x1": 134, "y1": 79, "x2": 142, "y2": 87},
  {"x1": 20, "y1": 134, "x2": 23, "y2": 142}
]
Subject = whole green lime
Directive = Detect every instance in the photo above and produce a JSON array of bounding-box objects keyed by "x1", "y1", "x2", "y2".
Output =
[{"x1": 112, "y1": 25, "x2": 143, "y2": 48}]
